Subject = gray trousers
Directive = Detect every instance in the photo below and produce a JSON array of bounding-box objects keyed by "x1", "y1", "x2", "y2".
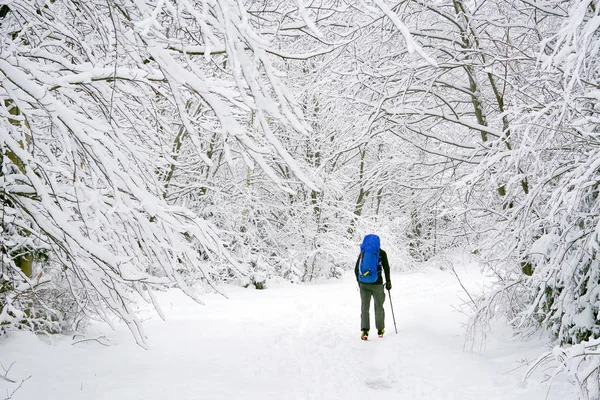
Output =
[{"x1": 359, "y1": 282, "x2": 386, "y2": 331}]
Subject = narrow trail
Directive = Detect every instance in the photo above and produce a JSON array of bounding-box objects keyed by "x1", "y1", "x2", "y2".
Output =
[{"x1": 0, "y1": 259, "x2": 575, "y2": 400}]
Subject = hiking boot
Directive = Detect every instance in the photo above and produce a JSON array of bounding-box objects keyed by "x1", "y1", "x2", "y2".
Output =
[
  {"x1": 361, "y1": 330, "x2": 369, "y2": 340},
  {"x1": 377, "y1": 329, "x2": 385, "y2": 338}
]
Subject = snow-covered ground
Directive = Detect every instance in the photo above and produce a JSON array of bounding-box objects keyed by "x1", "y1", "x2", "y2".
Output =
[{"x1": 1, "y1": 253, "x2": 576, "y2": 399}]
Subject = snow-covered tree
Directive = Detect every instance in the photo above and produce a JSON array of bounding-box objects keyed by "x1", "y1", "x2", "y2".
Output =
[
  {"x1": 0, "y1": 0, "x2": 318, "y2": 345},
  {"x1": 470, "y1": 0, "x2": 600, "y2": 396}
]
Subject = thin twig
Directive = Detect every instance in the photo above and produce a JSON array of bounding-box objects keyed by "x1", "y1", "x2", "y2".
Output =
[
  {"x1": 71, "y1": 336, "x2": 111, "y2": 347},
  {"x1": 0, "y1": 362, "x2": 16, "y2": 383},
  {"x1": 0, "y1": 375, "x2": 16, "y2": 384},
  {"x1": 449, "y1": 261, "x2": 477, "y2": 308},
  {"x1": 3, "y1": 375, "x2": 31, "y2": 400}
]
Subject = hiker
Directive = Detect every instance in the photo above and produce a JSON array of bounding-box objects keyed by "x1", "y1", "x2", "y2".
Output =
[{"x1": 355, "y1": 234, "x2": 391, "y2": 340}]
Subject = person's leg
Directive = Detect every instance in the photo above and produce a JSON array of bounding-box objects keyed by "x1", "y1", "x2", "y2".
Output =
[
  {"x1": 373, "y1": 284, "x2": 386, "y2": 331},
  {"x1": 359, "y1": 283, "x2": 372, "y2": 332}
]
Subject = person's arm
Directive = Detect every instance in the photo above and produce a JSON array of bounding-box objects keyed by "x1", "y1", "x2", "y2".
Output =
[
  {"x1": 354, "y1": 255, "x2": 360, "y2": 282},
  {"x1": 381, "y1": 250, "x2": 392, "y2": 289}
]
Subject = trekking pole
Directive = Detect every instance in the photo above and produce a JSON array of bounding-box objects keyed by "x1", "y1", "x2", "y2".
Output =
[{"x1": 387, "y1": 289, "x2": 398, "y2": 334}]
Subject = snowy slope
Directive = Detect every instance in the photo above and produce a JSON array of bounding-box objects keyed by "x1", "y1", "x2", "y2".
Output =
[{"x1": 0, "y1": 253, "x2": 576, "y2": 400}]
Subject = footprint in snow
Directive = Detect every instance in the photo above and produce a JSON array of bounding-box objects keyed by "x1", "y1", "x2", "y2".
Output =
[{"x1": 365, "y1": 378, "x2": 393, "y2": 390}]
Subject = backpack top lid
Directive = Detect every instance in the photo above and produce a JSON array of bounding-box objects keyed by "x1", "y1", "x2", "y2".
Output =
[{"x1": 361, "y1": 234, "x2": 380, "y2": 252}]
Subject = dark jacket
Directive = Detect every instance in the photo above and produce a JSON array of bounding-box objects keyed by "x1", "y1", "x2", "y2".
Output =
[{"x1": 354, "y1": 249, "x2": 391, "y2": 285}]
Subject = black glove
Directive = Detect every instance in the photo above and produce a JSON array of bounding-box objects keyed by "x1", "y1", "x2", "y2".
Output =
[{"x1": 385, "y1": 282, "x2": 392, "y2": 291}]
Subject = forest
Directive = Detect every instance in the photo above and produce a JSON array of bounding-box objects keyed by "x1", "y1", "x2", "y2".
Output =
[{"x1": 1, "y1": 0, "x2": 599, "y2": 397}]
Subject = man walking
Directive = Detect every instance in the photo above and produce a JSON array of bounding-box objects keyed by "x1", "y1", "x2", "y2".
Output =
[{"x1": 355, "y1": 234, "x2": 392, "y2": 340}]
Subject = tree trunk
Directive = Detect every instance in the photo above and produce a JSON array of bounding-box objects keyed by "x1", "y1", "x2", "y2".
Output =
[{"x1": 348, "y1": 147, "x2": 369, "y2": 235}]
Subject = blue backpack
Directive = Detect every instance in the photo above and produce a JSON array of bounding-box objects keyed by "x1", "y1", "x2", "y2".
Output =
[{"x1": 358, "y1": 234, "x2": 381, "y2": 283}]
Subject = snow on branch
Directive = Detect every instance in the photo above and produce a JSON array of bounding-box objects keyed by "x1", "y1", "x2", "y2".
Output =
[
  {"x1": 0, "y1": 0, "x2": 328, "y2": 345},
  {"x1": 373, "y1": 0, "x2": 438, "y2": 67}
]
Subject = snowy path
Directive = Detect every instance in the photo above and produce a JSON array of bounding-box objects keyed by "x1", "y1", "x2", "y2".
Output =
[{"x1": 1, "y1": 260, "x2": 575, "y2": 399}]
